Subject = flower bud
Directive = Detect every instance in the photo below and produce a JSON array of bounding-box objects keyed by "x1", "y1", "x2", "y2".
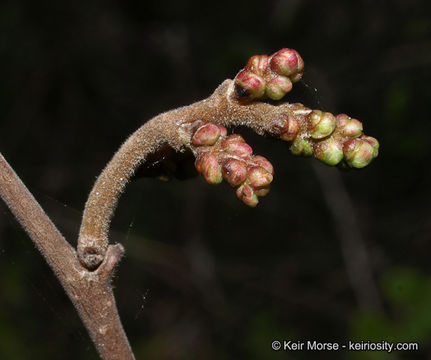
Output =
[
  {"x1": 192, "y1": 123, "x2": 221, "y2": 146},
  {"x1": 343, "y1": 139, "x2": 374, "y2": 168},
  {"x1": 234, "y1": 70, "x2": 265, "y2": 100},
  {"x1": 309, "y1": 110, "x2": 336, "y2": 139},
  {"x1": 336, "y1": 114, "x2": 363, "y2": 138},
  {"x1": 247, "y1": 166, "x2": 273, "y2": 189},
  {"x1": 236, "y1": 184, "x2": 258, "y2": 207},
  {"x1": 254, "y1": 186, "x2": 270, "y2": 197},
  {"x1": 195, "y1": 153, "x2": 222, "y2": 184},
  {"x1": 252, "y1": 155, "x2": 274, "y2": 175},
  {"x1": 265, "y1": 76, "x2": 293, "y2": 100},
  {"x1": 270, "y1": 48, "x2": 304, "y2": 77},
  {"x1": 290, "y1": 137, "x2": 313, "y2": 157},
  {"x1": 279, "y1": 116, "x2": 299, "y2": 142},
  {"x1": 360, "y1": 135, "x2": 379, "y2": 158},
  {"x1": 290, "y1": 72, "x2": 303, "y2": 83},
  {"x1": 222, "y1": 135, "x2": 253, "y2": 159},
  {"x1": 221, "y1": 158, "x2": 247, "y2": 187},
  {"x1": 218, "y1": 125, "x2": 228, "y2": 137},
  {"x1": 314, "y1": 138, "x2": 343, "y2": 166},
  {"x1": 245, "y1": 55, "x2": 269, "y2": 76}
]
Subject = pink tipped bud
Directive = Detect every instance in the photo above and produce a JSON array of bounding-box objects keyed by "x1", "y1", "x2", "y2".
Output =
[
  {"x1": 270, "y1": 48, "x2": 304, "y2": 77},
  {"x1": 265, "y1": 76, "x2": 293, "y2": 100},
  {"x1": 314, "y1": 138, "x2": 344, "y2": 166},
  {"x1": 192, "y1": 123, "x2": 221, "y2": 146},
  {"x1": 343, "y1": 138, "x2": 374, "y2": 168},
  {"x1": 234, "y1": 70, "x2": 266, "y2": 100},
  {"x1": 309, "y1": 110, "x2": 336, "y2": 139},
  {"x1": 279, "y1": 115, "x2": 299, "y2": 142},
  {"x1": 236, "y1": 184, "x2": 258, "y2": 207},
  {"x1": 195, "y1": 153, "x2": 223, "y2": 184},
  {"x1": 252, "y1": 155, "x2": 274, "y2": 175},
  {"x1": 360, "y1": 135, "x2": 379, "y2": 158},
  {"x1": 247, "y1": 166, "x2": 273, "y2": 188},
  {"x1": 221, "y1": 158, "x2": 247, "y2": 187},
  {"x1": 290, "y1": 137, "x2": 313, "y2": 157},
  {"x1": 245, "y1": 55, "x2": 269, "y2": 76},
  {"x1": 222, "y1": 135, "x2": 253, "y2": 159},
  {"x1": 336, "y1": 114, "x2": 363, "y2": 138}
]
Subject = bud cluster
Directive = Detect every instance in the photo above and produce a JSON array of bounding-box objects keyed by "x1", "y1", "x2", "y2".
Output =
[
  {"x1": 273, "y1": 110, "x2": 379, "y2": 169},
  {"x1": 192, "y1": 123, "x2": 274, "y2": 207},
  {"x1": 234, "y1": 48, "x2": 304, "y2": 101}
]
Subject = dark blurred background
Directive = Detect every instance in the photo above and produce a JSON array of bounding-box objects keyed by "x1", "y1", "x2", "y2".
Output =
[{"x1": 0, "y1": 0, "x2": 430, "y2": 359}]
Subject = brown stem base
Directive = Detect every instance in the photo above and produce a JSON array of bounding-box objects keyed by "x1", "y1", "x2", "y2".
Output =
[{"x1": 0, "y1": 154, "x2": 134, "y2": 360}]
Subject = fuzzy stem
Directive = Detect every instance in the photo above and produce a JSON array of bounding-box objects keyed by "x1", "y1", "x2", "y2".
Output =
[{"x1": 78, "y1": 80, "x2": 306, "y2": 269}]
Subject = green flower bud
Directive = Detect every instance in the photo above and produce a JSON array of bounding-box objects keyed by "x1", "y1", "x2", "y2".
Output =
[
  {"x1": 314, "y1": 138, "x2": 343, "y2": 166},
  {"x1": 222, "y1": 135, "x2": 253, "y2": 159},
  {"x1": 245, "y1": 55, "x2": 269, "y2": 76},
  {"x1": 336, "y1": 114, "x2": 363, "y2": 138},
  {"x1": 247, "y1": 166, "x2": 273, "y2": 189},
  {"x1": 222, "y1": 158, "x2": 247, "y2": 187},
  {"x1": 309, "y1": 110, "x2": 336, "y2": 139},
  {"x1": 195, "y1": 153, "x2": 223, "y2": 184},
  {"x1": 265, "y1": 76, "x2": 293, "y2": 100},
  {"x1": 192, "y1": 123, "x2": 221, "y2": 146},
  {"x1": 234, "y1": 70, "x2": 266, "y2": 100},
  {"x1": 252, "y1": 155, "x2": 274, "y2": 175},
  {"x1": 360, "y1": 135, "x2": 379, "y2": 158},
  {"x1": 290, "y1": 137, "x2": 313, "y2": 157},
  {"x1": 270, "y1": 48, "x2": 304, "y2": 77},
  {"x1": 236, "y1": 184, "x2": 258, "y2": 208},
  {"x1": 343, "y1": 139, "x2": 374, "y2": 168}
]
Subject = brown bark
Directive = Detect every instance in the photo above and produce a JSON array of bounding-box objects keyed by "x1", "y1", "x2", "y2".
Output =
[{"x1": 0, "y1": 154, "x2": 134, "y2": 360}]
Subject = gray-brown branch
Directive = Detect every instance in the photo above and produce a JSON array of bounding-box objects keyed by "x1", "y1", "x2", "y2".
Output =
[{"x1": 0, "y1": 154, "x2": 134, "y2": 360}]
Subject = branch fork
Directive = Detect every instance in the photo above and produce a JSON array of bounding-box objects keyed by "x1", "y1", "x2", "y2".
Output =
[{"x1": 0, "y1": 47, "x2": 379, "y2": 359}]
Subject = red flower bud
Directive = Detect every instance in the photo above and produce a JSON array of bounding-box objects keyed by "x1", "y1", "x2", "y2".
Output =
[
  {"x1": 279, "y1": 116, "x2": 299, "y2": 142},
  {"x1": 222, "y1": 158, "x2": 247, "y2": 187},
  {"x1": 195, "y1": 152, "x2": 222, "y2": 184},
  {"x1": 270, "y1": 48, "x2": 304, "y2": 77},
  {"x1": 218, "y1": 125, "x2": 228, "y2": 137},
  {"x1": 245, "y1": 55, "x2": 269, "y2": 76},
  {"x1": 222, "y1": 135, "x2": 253, "y2": 159},
  {"x1": 234, "y1": 70, "x2": 266, "y2": 100},
  {"x1": 192, "y1": 123, "x2": 221, "y2": 146},
  {"x1": 247, "y1": 166, "x2": 273, "y2": 188},
  {"x1": 360, "y1": 135, "x2": 379, "y2": 158},
  {"x1": 252, "y1": 155, "x2": 274, "y2": 175},
  {"x1": 336, "y1": 114, "x2": 363, "y2": 138},
  {"x1": 236, "y1": 184, "x2": 258, "y2": 207}
]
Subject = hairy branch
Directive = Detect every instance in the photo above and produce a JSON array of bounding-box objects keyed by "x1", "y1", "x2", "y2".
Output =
[{"x1": 0, "y1": 47, "x2": 379, "y2": 358}]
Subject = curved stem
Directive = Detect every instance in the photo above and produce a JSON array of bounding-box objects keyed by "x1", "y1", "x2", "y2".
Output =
[{"x1": 77, "y1": 79, "x2": 310, "y2": 269}]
